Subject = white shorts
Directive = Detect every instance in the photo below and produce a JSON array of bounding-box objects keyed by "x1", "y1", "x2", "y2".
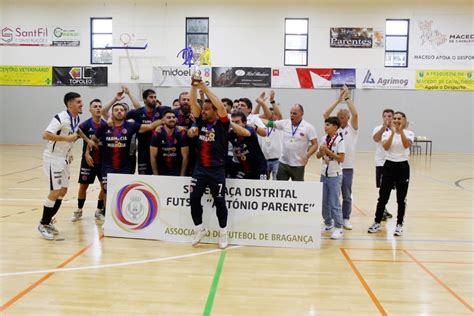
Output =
[{"x1": 43, "y1": 161, "x2": 70, "y2": 191}]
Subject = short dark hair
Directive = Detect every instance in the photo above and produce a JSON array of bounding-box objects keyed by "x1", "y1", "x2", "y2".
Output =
[
  {"x1": 112, "y1": 102, "x2": 127, "y2": 111},
  {"x1": 231, "y1": 111, "x2": 247, "y2": 123},
  {"x1": 173, "y1": 98, "x2": 179, "y2": 104},
  {"x1": 162, "y1": 109, "x2": 175, "y2": 117},
  {"x1": 325, "y1": 116, "x2": 340, "y2": 128},
  {"x1": 90, "y1": 98, "x2": 101, "y2": 106},
  {"x1": 203, "y1": 98, "x2": 217, "y2": 111},
  {"x1": 221, "y1": 98, "x2": 233, "y2": 108},
  {"x1": 233, "y1": 99, "x2": 240, "y2": 104},
  {"x1": 394, "y1": 111, "x2": 406, "y2": 119},
  {"x1": 142, "y1": 89, "x2": 156, "y2": 100},
  {"x1": 239, "y1": 97, "x2": 252, "y2": 110},
  {"x1": 64, "y1": 92, "x2": 81, "y2": 106},
  {"x1": 383, "y1": 109, "x2": 394, "y2": 115}
]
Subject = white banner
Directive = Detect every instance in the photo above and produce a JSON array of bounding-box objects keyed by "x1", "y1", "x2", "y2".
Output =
[
  {"x1": 356, "y1": 68, "x2": 415, "y2": 89},
  {"x1": 0, "y1": 26, "x2": 80, "y2": 47},
  {"x1": 152, "y1": 66, "x2": 211, "y2": 87},
  {"x1": 104, "y1": 174, "x2": 322, "y2": 249},
  {"x1": 410, "y1": 15, "x2": 474, "y2": 68}
]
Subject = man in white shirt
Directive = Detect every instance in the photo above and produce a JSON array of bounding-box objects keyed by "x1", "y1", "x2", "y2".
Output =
[
  {"x1": 253, "y1": 91, "x2": 283, "y2": 180},
  {"x1": 38, "y1": 92, "x2": 83, "y2": 240},
  {"x1": 372, "y1": 109, "x2": 394, "y2": 221},
  {"x1": 263, "y1": 104, "x2": 318, "y2": 181},
  {"x1": 238, "y1": 97, "x2": 267, "y2": 137},
  {"x1": 323, "y1": 86, "x2": 358, "y2": 230}
]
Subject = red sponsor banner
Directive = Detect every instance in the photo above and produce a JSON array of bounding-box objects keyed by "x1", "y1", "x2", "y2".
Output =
[
  {"x1": 272, "y1": 68, "x2": 332, "y2": 89},
  {"x1": 295, "y1": 68, "x2": 332, "y2": 88}
]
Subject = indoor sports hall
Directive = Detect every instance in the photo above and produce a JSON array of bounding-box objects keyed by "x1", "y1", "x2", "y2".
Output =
[{"x1": 1, "y1": 0, "x2": 472, "y2": 315}]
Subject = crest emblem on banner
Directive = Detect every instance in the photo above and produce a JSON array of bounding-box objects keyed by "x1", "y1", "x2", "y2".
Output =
[{"x1": 112, "y1": 181, "x2": 160, "y2": 232}]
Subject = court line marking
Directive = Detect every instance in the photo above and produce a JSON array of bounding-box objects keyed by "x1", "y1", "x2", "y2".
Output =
[
  {"x1": 0, "y1": 166, "x2": 42, "y2": 177},
  {"x1": 321, "y1": 236, "x2": 473, "y2": 244},
  {"x1": 343, "y1": 247, "x2": 473, "y2": 252},
  {"x1": 0, "y1": 235, "x2": 105, "y2": 313},
  {"x1": 413, "y1": 170, "x2": 473, "y2": 193},
  {"x1": 203, "y1": 250, "x2": 227, "y2": 316},
  {"x1": 352, "y1": 259, "x2": 473, "y2": 265},
  {"x1": 403, "y1": 249, "x2": 474, "y2": 313},
  {"x1": 353, "y1": 203, "x2": 368, "y2": 217},
  {"x1": 17, "y1": 177, "x2": 38, "y2": 184},
  {"x1": 455, "y1": 177, "x2": 473, "y2": 191},
  {"x1": 340, "y1": 247, "x2": 387, "y2": 316},
  {"x1": 0, "y1": 245, "x2": 242, "y2": 278}
]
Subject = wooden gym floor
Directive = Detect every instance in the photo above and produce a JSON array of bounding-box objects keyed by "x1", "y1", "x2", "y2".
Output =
[{"x1": 0, "y1": 145, "x2": 472, "y2": 315}]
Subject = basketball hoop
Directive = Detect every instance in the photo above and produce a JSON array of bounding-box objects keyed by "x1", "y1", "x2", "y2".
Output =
[{"x1": 107, "y1": 33, "x2": 148, "y2": 81}]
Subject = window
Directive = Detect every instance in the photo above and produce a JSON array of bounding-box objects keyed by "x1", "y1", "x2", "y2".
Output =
[
  {"x1": 385, "y1": 19, "x2": 409, "y2": 67},
  {"x1": 186, "y1": 18, "x2": 209, "y2": 49},
  {"x1": 284, "y1": 18, "x2": 308, "y2": 66},
  {"x1": 91, "y1": 17, "x2": 112, "y2": 64}
]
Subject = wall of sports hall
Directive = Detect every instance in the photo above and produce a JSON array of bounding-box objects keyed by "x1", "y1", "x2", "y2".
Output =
[{"x1": 0, "y1": 0, "x2": 472, "y2": 152}]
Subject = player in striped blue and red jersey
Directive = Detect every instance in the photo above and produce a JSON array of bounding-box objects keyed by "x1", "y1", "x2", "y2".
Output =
[
  {"x1": 229, "y1": 111, "x2": 268, "y2": 180},
  {"x1": 150, "y1": 110, "x2": 189, "y2": 176},
  {"x1": 125, "y1": 89, "x2": 171, "y2": 175},
  {"x1": 88, "y1": 102, "x2": 163, "y2": 218},
  {"x1": 71, "y1": 99, "x2": 107, "y2": 222},
  {"x1": 187, "y1": 82, "x2": 249, "y2": 249},
  {"x1": 173, "y1": 91, "x2": 197, "y2": 176}
]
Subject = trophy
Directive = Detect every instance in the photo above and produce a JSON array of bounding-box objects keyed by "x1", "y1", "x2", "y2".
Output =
[
  {"x1": 190, "y1": 45, "x2": 204, "y2": 84},
  {"x1": 177, "y1": 45, "x2": 211, "y2": 84}
]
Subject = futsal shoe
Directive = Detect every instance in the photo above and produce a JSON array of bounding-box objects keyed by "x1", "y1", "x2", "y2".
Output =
[
  {"x1": 192, "y1": 225, "x2": 208, "y2": 246},
  {"x1": 330, "y1": 228, "x2": 343, "y2": 240},
  {"x1": 343, "y1": 219, "x2": 353, "y2": 230},
  {"x1": 46, "y1": 218, "x2": 59, "y2": 235},
  {"x1": 218, "y1": 228, "x2": 228, "y2": 249},
  {"x1": 71, "y1": 209, "x2": 82, "y2": 222},
  {"x1": 95, "y1": 209, "x2": 105, "y2": 221},
  {"x1": 394, "y1": 224, "x2": 403, "y2": 236},
  {"x1": 367, "y1": 222, "x2": 382, "y2": 233},
  {"x1": 321, "y1": 220, "x2": 334, "y2": 233},
  {"x1": 38, "y1": 224, "x2": 54, "y2": 240}
]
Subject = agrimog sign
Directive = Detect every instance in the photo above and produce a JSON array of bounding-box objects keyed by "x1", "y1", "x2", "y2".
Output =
[
  {"x1": 410, "y1": 15, "x2": 474, "y2": 68},
  {"x1": 356, "y1": 68, "x2": 415, "y2": 89},
  {"x1": 104, "y1": 174, "x2": 322, "y2": 249}
]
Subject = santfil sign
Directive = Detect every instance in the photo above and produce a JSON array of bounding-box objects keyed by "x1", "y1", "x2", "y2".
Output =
[{"x1": 104, "y1": 174, "x2": 322, "y2": 249}]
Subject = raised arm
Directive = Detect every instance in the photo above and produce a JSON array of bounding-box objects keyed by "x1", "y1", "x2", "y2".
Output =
[
  {"x1": 269, "y1": 90, "x2": 283, "y2": 120},
  {"x1": 101, "y1": 89, "x2": 126, "y2": 120},
  {"x1": 189, "y1": 84, "x2": 201, "y2": 118},
  {"x1": 255, "y1": 94, "x2": 272, "y2": 119},
  {"x1": 323, "y1": 87, "x2": 347, "y2": 119},
  {"x1": 197, "y1": 82, "x2": 227, "y2": 117},
  {"x1": 122, "y1": 85, "x2": 141, "y2": 109},
  {"x1": 344, "y1": 89, "x2": 358, "y2": 130}
]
